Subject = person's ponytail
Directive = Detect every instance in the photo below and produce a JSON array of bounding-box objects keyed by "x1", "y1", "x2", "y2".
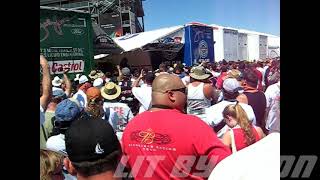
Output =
[{"x1": 234, "y1": 102, "x2": 256, "y2": 146}]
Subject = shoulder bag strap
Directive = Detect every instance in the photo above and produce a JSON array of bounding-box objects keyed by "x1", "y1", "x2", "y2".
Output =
[{"x1": 41, "y1": 124, "x2": 48, "y2": 141}]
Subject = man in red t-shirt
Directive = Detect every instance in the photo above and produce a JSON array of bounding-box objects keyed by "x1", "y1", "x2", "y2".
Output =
[{"x1": 121, "y1": 74, "x2": 231, "y2": 180}]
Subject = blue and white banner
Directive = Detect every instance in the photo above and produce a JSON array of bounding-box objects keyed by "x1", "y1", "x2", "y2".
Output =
[{"x1": 184, "y1": 25, "x2": 214, "y2": 66}]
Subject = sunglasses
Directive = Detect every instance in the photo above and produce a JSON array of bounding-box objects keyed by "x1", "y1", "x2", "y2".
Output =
[{"x1": 167, "y1": 87, "x2": 186, "y2": 94}]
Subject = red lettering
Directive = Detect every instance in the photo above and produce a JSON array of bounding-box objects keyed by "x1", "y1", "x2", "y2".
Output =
[
  {"x1": 74, "y1": 63, "x2": 79, "y2": 70},
  {"x1": 113, "y1": 107, "x2": 124, "y2": 116},
  {"x1": 70, "y1": 63, "x2": 75, "y2": 72},
  {"x1": 58, "y1": 64, "x2": 63, "y2": 72},
  {"x1": 52, "y1": 63, "x2": 58, "y2": 73},
  {"x1": 79, "y1": 61, "x2": 83, "y2": 70},
  {"x1": 63, "y1": 64, "x2": 68, "y2": 70},
  {"x1": 64, "y1": 63, "x2": 71, "y2": 72}
]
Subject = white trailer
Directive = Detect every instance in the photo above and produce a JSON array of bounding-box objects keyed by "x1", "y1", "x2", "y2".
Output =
[
  {"x1": 247, "y1": 33, "x2": 259, "y2": 61},
  {"x1": 238, "y1": 29, "x2": 259, "y2": 61},
  {"x1": 210, "y1": 24, "x2": 279, "y2": 62},
  {"x1": 238, "y1": 33, "x2": 248, "y2": 60},
  {"x1": 223, "y1": 28, "x2": 239, "y2": 61},
  {"x1": 212, "y1": 24, "x2": 224, "y2": 62},
  {"x1": 112, "y1": 23, "x2": 280, "y2": 65},
  {"x1": 259, "y1": 35, "x2": 268, "y2": 59}
]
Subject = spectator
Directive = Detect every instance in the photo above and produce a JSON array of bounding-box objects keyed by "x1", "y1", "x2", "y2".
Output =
[
  {"x1": 156, "y1": 63, "x2": 168, "y2": 76},
  {"x1": 181, "y1": 66, "x2": 191, "y2": 86},
  {"x1": 256, "y1": 61, "x2": 265, "y2": 88},
  {"x1": 187, "y1": 66, "x2": 217, "y2": 120},
  {"x1": 242, "y1": 69, "x2": 267, "y2": 133},
  {"x1": 168, "y1": 66, "x2": 174, "y2": 74},
  {"x1": 221, "y1": 59, "x2": 228, "y2": 65},
  {"x1": 52, "y1": 70, "x2": 72, "y2": 97},
  {"x1": 101, "y1": 82, "x2": 134, "y2": 139},
  {"x1": 131, "y1": 68, "x2": 145, "y2": 87},
  {"x1": 63, "y1": 117, "x2": 122, "y2": 179},
  {"x1": 209, "y1": 63, "x2": 221, "y2": 78},
  {"x1": 209, "y1": 133, "x2": 280, "y2": 180},
  {"x1": 116, "y1": 66, "x2": 133, "y2": 98},
  {"x1": 73, "y1": 74, "x2": 81, "y2": 84},
  {"x1": 72, "y1": 75, "x2": 91, "y2": 108},
  {"x1": 132, "y1": 69, "x2": 155, "y2": 113},
  {"x1": 173, "y1": 63, "x2": 186, "y2": 79},
  {"x1": 205, "y1": 78, "x2": 256, "y2": 138},
  {"x1": 221, "y1": 102, "x2": 265, "y2": 152},
  {"x1": 215, "y1": 65, "x2": 228, "y2": 89},
  {"x1": 120, "y1": 57, "x2": 131, "y2": 70},
  {"x1": 251, "y1": 63, "x2": 263, "y2": 91},
  {"x1": 264, "y1": 81, "x2": 280, "y2": 133},
  {"x1": 227, "y1": 69, "x2": 242, "y2": 81},
  {"x1": 122, "y1": 74, "x2": 231, "y2": 179},
  {"x1": 265, "y1": 60, "x2": 280, "y2": 87},
  {"x1": 104, "y1": 72, "x2": 112, "y2": 83},
  {"x1": 238, "y1": 61, "x2": 246, "y2": 75},
  {"x1": 85, "y1": 87, "x2": 105, "y2": 118},
  {"x1": 93, "y1": 77, "x2": 104, "y2": 89},
  {"x1": 88, "y1": 70, "x2": 104, "y2": 82},
  {"x1": 71, "y1": 74, "x2": 81, "y2": 96},
  {"x1": 52, "y1": 76, "x2": 63, "y2": 91},
  {"x1": 86, "y1": 87, "x2": 120, "y2": 130},
  {"x1": 232, "y1": 62, "x2": 238, "y2": 70},
  {"x1": 40, "y1": 148, "x2": 65, "y2": 180},
  {"x1": 40, "y1": 55, "x2": 51, "y2": 125},
  {"x1": 46, "y1": 98, "x2": 82, "y2": 154},
  {"x1": 263, "y1": 60, "x2": 273, "y2": 88},
  {"x1": 40, "y1": 89, "x2": 67, "y2": 148}
]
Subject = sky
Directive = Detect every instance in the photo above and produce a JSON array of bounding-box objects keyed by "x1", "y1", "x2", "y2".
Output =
[{"x1": 142, "y1": 0, "x2": 280, "y2": 36}]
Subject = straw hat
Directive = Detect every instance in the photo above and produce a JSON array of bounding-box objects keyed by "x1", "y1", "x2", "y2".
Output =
[
  {"x1": 88, "y1": 70, "x2": 104, "y2": 80},
  {"x1": 100, "y1": 82, "x2": 121, "y2": 100},
  {"x1": 228, "y1": 69, "x2": 241, "y2": 79}
]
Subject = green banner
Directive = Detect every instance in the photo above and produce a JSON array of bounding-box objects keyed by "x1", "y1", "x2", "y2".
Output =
[{"x1": 40, "y1": 8, "x2": 94, "y2": 77}]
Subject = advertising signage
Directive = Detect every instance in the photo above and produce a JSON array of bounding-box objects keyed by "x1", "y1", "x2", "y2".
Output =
[
  {"x1": 184, "y1": 25, "x2": 214, "y2": 66},
  {"x1": 40, "y1": 8, "x2": 94, "y2": 76}
]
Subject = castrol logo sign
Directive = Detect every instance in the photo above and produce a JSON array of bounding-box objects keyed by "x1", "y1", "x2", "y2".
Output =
[{"x1": 48, "y1": 60, "x2": 84, "y2": 74}]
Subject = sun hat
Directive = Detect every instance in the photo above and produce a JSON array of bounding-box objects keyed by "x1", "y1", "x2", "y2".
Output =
[
  {"x1": 189, "y1": 66, "x2": 211, "y2": 80},
  {"x1": 100, "y1": 82, "x2": 121, "y2": 100}
]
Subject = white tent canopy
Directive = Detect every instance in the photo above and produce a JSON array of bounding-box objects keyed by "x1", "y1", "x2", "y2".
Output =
[{"x1": 113, "y1": 25, "x2": 184, "y2": 52}]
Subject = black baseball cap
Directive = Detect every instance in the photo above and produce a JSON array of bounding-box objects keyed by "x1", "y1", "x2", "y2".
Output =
[{"x1": 65, "y1": 117, "x2": 121, "y2": 163}]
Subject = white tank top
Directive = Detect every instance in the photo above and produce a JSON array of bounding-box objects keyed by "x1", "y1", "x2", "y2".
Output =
[{"x1": 187, "y1": 83, "x2": 212, "y2": 115}]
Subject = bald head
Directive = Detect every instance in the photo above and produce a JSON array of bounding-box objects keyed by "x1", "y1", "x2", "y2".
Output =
[
  {"x1": 151, "y1": 74, "x2": 186, "y2": 112},
  {"x1": 152, "y1": 74, "x2": 185, "y2": 93}
]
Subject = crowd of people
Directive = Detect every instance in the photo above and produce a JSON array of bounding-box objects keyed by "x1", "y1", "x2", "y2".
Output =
[{"x1": 40, "y1": 54, "x2": 280, "y2": 180}]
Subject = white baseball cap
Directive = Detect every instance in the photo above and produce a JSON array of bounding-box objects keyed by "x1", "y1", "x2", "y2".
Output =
[
  {"x1": 223, "y1": 78, "x2": 243, "y2": 93},
  {"x1": 52, "y1": 76, "x2": 62, "y2": 87},
  {"x1": 93, "y1": 78, "x2": 104, "y2": 88},
  {"x1": 79, "y1": 75, "x2": 88, "y2": 84}
]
